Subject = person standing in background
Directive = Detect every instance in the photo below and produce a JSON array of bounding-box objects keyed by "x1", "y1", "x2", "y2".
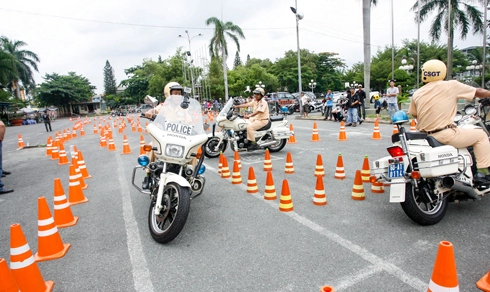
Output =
[
  {"x1": 0, "y1": 120, "x2": 13, "y2": 194},
  {"x1": 386, "y1": 80, "x2": 399, "y2": 120},
  {"x1": 324, "y1": 90, "x2": 334, "y2": 120}
]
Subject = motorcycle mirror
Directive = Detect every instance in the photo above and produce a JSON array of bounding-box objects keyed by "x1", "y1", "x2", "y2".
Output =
[{"x1": 144, "y1": 95, "x2": 159, "y2": 107}]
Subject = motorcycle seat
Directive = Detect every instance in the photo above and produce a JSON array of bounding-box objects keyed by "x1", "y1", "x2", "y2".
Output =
[
  {"x1": 270, "y1": 115, "x2": 284, "y2": 122},
  {"x1": 391, "y1": 132, "x2": 446, "y2": 147},
  {"x1": 257, "y1": 119, "x2": 272, "y2": 131}
]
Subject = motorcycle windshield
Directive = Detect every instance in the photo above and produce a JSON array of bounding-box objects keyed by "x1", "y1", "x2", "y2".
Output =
[
  {"x1": 151, "y1": 95, "x2": 205, "y2": 136},
  {"x1": 218, "y1": 98, "x2": 234, "y2": 117}
]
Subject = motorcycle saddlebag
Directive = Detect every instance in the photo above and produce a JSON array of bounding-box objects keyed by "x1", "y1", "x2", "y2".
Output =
[
  {"x1": 415, "y1": 145, "x2": 458, "y2": 178},
  {"x1": 272, "y1": 127, "x2": 294, "y2": 139}
]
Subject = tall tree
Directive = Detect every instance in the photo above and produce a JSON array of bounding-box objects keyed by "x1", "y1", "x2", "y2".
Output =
[
  {"x1": 362, "y1": 0, "x2": 377, "y2": 102},
  {"x1": 205, "y1": 17, "x2": 245, "y2": 100},
  {"x1": 233, "y1": 51, "x2": 242, "y2": 68},
  {"x1": 0, "y1": 49, "x2": 17, "y2": 87},
  {"x1": 103, "y1": 60, "x2": 117, "y2": 95},
  {"x1": 412, "y1": 0, "x2": 484, "y2": 79},
  {"x1": 0, "y1": 36, "x2": 40, "y2": 98}
]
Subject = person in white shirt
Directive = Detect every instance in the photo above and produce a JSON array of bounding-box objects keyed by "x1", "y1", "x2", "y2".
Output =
[
  {"x1": 301, "y1": 92, "x2": 310, "y2": 118},
  {"x1": 386, "y1": 80, "x2": 399, "y2": 120}
]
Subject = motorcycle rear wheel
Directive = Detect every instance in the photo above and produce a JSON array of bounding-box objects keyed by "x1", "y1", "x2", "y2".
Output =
[
  {"x1": 203, "y1": 137, "x2": 227, "y2": 158},
  {"x1": 400, "y1": 181, "x2": 448, "y2": 225},
  {"x1": 148, "y1": 182, "x2": 191, "y2": 244},
  {"x1": 267, "y1": 139, "x2": 287, "y2": 152}
]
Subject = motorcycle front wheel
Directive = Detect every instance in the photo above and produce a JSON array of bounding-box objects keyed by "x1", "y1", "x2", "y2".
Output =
[
  {"x1": 400, "y1": 181, "x2": 448, "y2": 225},
  {"x1": 203, "y1": 136, "x2": 227, "y2": 158},
  {"x1": 267, "y1": 139, "x2": 287, "y2": 153},
  {"x1": 148, "y1": 182, "x2": 191, "y2": 244}
]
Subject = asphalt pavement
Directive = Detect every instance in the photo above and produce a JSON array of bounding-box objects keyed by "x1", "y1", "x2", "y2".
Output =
[{"x1": 0, "y1": 114, "x2": 488, "y2": 291}]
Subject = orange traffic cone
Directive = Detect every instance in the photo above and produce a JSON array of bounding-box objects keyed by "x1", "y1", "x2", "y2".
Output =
[
  {"x1": 72, "y1": 156, "x2": 87, "y2": 190},
  {"x1": 320, "y1": 286, "x2": 335, "y2": 292},
  {"x1": 139, "y1": 134, "x2": 145, "y2": 155},
  {"x1": 9, "y1": 224, "x2": 54, "y2": 292},
  {"x1": 71, "y1": 128, "x2": 77, "y2": 139},
  {"x1": 311, "y1": 122, "x2": 320, "y2": 141},
  {"x1": 93, "y1": 124, "x2": 98, "y2": 134},
  {"x1": 263, "y1": 149, "x2": 272, "y2": 171},
  {"x1": 410, "y1": 119, "x2": 417, "y2": 132},
  {"x1": 34, "y1": 197, "x2": 71, "y2": 262},
  {"x1": 218, "y1": 152, "x2": 223, "y2": 175},
  {"x1": 221, "y1": 156, "x2": 231, "y2": 179},
  {"x1": 287, "y1": 124, "x2": 297, "y2": 144},
  {"x1": 338, "y1": 121, "x2": 347, "y2": 141},
  {"x1": 279, "y1": 179, "x2": 294, "y2": 212},
  {"x1": 371, "y1": 180, "x2": 385, "y2": 194},
  {"x1": 51, "y1": 139, "x2": 59, "y2": 161},
  {"x1": 231, "y1": 160, "x2": 242, "y2": 185},
  {"x1": 80, "y1": 126, "x2": 85, "y2": 136},
  {"x1": 122, "y1": 134, "x2": 132, "y2": 154},
  {"x1": 99, "y1": 134, "x2": 107, "y2": 148},
  {"x1": 76, "y1": 150, "x2": 92, "y2": 179},
  {"x1": 392, "y1": 125, "x2": 399, "y2": 135},
  {"x1": 58, "y1": 143, "x2": 70, "y2": 165},
  {"x1": 428, "y1": 241, "x2": 459, "y2": 292},
  {"x1": 264, "y1": 171, "x2": 277, "y2": 200},
  {"x1": 314, "y1": 154, "x2": 325, "y2": 177},
  {"x1": 285, "y1": 152, "x2": 294, "y2": 174},
  {"x1": 477, "y1": 271, "x2": 490, "y2": 291},
  {"x1": 0, "y1": 258, "x2": 19, "y2": 292},
  {"x1": 334, "y1": 153, "x2": 346, "y2": 180},
  {"x1": 371, "y1": 119, "x2": 382, "y2": 140},
  {"x1": 234, "y1": 150, "x2": 242, "y2": 170},
  {"x1": 107, "y1": 138, "x2": 116, "y2": 151},
  {"x1": 53, "y1": 178, "x2": 78, "y2": 228},
  {"x1": 246, "y1": 167, "x2": 258, "y2": 193},
  {"x1": 313, "y1": 175, "x2": 327, "y2": 206},
  {"x1": 17, "y1": 134, "x2": 25, "y2": 149},
  {"x1": 68, "y1": 164, "x2": 88, "y2": 205},
  {"x1": 351, "y1": 170, "x2": 365, "y2": 200},
  {"x1": 45, "y1": 137, "x2": 53, "y2": 156},
  {"x1": 361, "y1": 155, "x2": 371, "y2": 183}
]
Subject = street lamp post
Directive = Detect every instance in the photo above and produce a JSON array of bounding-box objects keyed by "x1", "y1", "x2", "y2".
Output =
[
  {"x1": 399, "y1": 58, "x2": 414, "y2": 74},
  {"x1": 308, "y1": 80, "x2": 317, "y2": 93},
  {"x1": 179, "y1": 30, "x2": 202, "y2": 98},
  {"x1": 255, "y1": 81, "x2": 265, "y2": 90},
  {"x1": 466, "y1": 60, "x2": 482, "y2": 82},
  {"x1": 290, "y1": 2, "x2": 304, "y2": 113}
]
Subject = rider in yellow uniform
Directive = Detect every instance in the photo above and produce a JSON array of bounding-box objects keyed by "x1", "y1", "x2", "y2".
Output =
[
  {"x1": 234, "y1": 88, "x2": 270, "y2": 150},
  {"x1": 408, "y1": 59, "x2": 490, "y2": 183}
]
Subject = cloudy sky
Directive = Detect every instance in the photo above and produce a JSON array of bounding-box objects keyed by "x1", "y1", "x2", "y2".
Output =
[{"x1": 1, "y1": 0, "x2": 486, "y2": 94}]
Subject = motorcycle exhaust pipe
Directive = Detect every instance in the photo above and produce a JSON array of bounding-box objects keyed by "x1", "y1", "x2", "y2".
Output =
[
  {"x1": 258, "y1": 141, "x2": 278, "y2": 148},
  {"x1": 442, "y1": 177, "x2": 479, "y2": 200}
]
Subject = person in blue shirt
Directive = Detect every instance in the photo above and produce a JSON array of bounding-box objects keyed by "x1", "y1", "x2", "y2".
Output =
[
  {"x1": 373, "y1": 94, "x2": 382, "y2": 120},
  {"x1": 323, "y1": 90, "x2": 334, "y2": 120}
]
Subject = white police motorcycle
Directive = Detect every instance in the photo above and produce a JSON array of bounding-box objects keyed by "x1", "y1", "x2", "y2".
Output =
[
  {"x1": 132, "y1": 95, "x2": 208, "y2": 243},
  {"x1": 203, "y1": 97, "x2": 294, "y2": 158},
  {"x1": 370, "y1": 108, "x2": 490, "y2": 225}
]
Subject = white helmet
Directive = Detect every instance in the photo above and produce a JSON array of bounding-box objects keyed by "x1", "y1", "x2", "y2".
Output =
[
  {"x1": 163, "y1": 82, "x2": 183, "y2": 98},
  {"x1": 253, "y1": 88, "x2": 265, "y2": 97},
  {"x1": 421, "y1": 60, "x2": 447, "y2": 83}
]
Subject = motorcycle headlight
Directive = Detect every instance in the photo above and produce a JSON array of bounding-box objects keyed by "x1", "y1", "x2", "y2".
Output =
[
  {"x1": 165, "y1": 144, "x2": 184, "y2": 158},
  {"x1": 137, "y1": 155, "x2": 150, "y2": 166}
]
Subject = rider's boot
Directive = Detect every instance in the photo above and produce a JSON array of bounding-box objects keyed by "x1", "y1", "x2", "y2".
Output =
[{"x1": 142, "y1": 176, "x2": 150, "y2": 189}]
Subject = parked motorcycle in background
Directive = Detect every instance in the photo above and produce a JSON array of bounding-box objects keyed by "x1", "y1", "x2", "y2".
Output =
[
  {"x1": 203, "y1": 97, "x2": 294, "y2": 158},
  {"x1": 370, "y1": 101, "x2": 490, "y2": 225},
  {"x1": 132, "y1": 95, "x2": 208, "y2": 243}
]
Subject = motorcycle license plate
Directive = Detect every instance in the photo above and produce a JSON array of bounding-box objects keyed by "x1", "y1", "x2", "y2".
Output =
[{"x1": 388, "y1": 163, "x2": 404, "y2": 178}]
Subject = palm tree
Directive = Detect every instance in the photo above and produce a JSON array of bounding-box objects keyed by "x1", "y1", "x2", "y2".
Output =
[
  {"x1": 362, "y1": 0, "x2": 377, "y2": 101},
  {"x1": 205, "y1": 17, "x2": 245, "y2": 100},
  {"x1": 0, "y1": 36, "x2": 40, "y2": 98},
  {"x1": 412, "y1": 0, "x2": 484, "y2": 80},
  {"x1": 0, "y1": 49, "x2": 17, "y2": 87}
]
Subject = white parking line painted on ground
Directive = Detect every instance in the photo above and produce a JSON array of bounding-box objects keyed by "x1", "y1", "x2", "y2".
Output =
[
  {"x1": 205, "y1": 165, "x2": 427, "y2": 291},
  {"x1": 333, "y1": 264, "x2": 383, "y2": 290},
  {"x1": 116, "y1": 154, "x2": 154, "y2": 292}
]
